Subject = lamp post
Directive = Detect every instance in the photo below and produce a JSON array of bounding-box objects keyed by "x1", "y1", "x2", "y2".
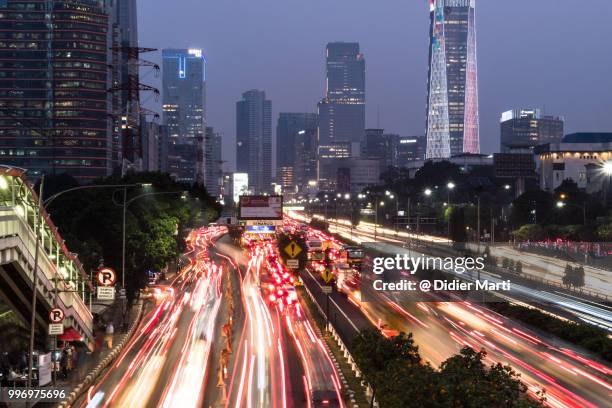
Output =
[
  {"x1": 26, "y1": 181, "x2": 139, "y2": 389},
  {"x1": 116, "y1": 190, "x2": 185, "y2": 289},
  {"x1": 374, "y1": 200, "x2": 385, "y2": 242},
  {"x1": 603, "y1": 161, "x2": 612, "y2": 206},
  {"x1": 446, "y1": 182, "x2": 455, "y2": 242}
]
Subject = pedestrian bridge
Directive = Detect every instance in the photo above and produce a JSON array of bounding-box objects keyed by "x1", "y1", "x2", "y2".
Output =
[{"x1": 0, "y1": 167, "x2": 93, "y2": 344}]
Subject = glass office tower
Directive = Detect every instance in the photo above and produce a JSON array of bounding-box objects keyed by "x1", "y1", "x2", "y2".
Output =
[
  {"x1": 0, "y1": 0, "x2": 110, "y2": 181},
  {"x1": 426, "y1": 0, "x2": 479, "y2": 158},
  {"x1": 318, "y1": 42, "x2": 365, "y2": 145},
  {"x1": 162, "y1": 48, "x2": 206, "y2": 184},
  {"x1": 236, "y1": 90, "x2": 272, "y2": 193}
]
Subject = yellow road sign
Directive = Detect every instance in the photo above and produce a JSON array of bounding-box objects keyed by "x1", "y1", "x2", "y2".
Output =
[
  {"x1": 322, "y1": 241, "x2": 331, "y2": 250},
  {"x1": 284, "y1": 241, "x2": 302, "y2": 258},
  {"x1": 322, "y1": 269, "x2": 334, "y2": 284}
]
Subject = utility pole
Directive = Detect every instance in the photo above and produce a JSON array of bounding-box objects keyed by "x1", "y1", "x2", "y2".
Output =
[
  {"x1": 27, "y1": 175, "x2": 44, "y2": 390},
  {"x1": 122, "y1": 187, "x2": 127, "y2": 289},
  {"x1": 476, "y1": 195, "x2": 481, "y2": 253}
]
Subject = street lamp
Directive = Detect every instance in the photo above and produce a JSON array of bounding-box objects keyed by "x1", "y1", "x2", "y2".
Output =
[
  {"x1": 27, "y1": 180, "x2": 140, "y2": 389},
  {"x1": 424, "y1": 188, "x2": 432, "y2": 196},
  {"x1": 603, "y1": 161, "x2": 612, "y2": 205},
  {"x1": 374, "y1": 200, "x2": 385, "y2": 242},
  {"x1": 116, "y1": 190, "x2": 185, "y2": 289},
  {"x1": 446, "y1": 182, "x2": 455, "y2": 241}
]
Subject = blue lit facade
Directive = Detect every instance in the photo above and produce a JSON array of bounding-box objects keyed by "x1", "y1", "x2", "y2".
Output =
[{"x1": 162, "y1": 49, "x2": 207, "y2": 184}]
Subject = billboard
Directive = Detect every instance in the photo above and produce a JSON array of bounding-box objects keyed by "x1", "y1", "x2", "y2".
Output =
[
  {"x1": 233, "y1": 173, "x2": 249, "y2": 204},
  {"x1": 239, "y1": 195, "x2": 283, "y2": 220}
]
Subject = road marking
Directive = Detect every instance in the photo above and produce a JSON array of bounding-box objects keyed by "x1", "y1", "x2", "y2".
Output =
[{"x1": 304, "y1": 268, "x2": 360, "y2": 333}]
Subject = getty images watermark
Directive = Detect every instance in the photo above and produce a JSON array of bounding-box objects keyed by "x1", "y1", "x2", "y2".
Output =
[{"x1": 360, "y1": 253, "x2": 513, "y2": 302}]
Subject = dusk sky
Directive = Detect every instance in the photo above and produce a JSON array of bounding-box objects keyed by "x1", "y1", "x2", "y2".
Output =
[{"x1": 138, "y1": 0, "x2": 612, "y2": 171}]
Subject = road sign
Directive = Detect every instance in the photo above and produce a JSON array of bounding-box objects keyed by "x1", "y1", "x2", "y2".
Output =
[
  {"x1": 284, "y1": 241, "x2": 302, "y2": 258},
  {"x1": 286, "y1": 259, "x2": 299, "y2": 269},
  {"x1": 96, "y1": 267, "x2": 116, "y2": 286},
  {"x1": 310, "y1": 251, "x2": 324, "y2": 261},
  {"x1": 322, "y1": 269, "x2": 334, "y2": 284},
  {"x1": 119, "y1": 288, "x2": 126, "y2": 299},
  {"x1": 322, "y1": 241, "x2": 332, "y2": 250},
  {"x1": 48, "y1": 323, "x2": 64, "y2": 336},
  {"x1": 48, "y1": 308, "x2": 64, "y2": 323},
  {"x1": 97, "y1": 286, "x2": 115, "y2": 301},
  {"x1": 321, "y1": 286, "x2": 333, "y2": 294}
]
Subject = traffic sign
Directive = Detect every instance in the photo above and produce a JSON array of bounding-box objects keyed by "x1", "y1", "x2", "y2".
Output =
[
  {"x1": 286, "y1": 259, "x2": 299, "y2": 269},
  {"x1": 322, "y1": 241, "x2": 332, "y2": 250},
  {"x1": 48, "y1": 308, "x2": 64, "y2": 323},
  {"x1": 96, "y1": 267, "x2": 116, "y2": 286},
  {"x1": 321, "y1": 286, "x2": 333, "y2": 294},
  {"x1": 97, "y1": 286, "x2": 115, "y2": 300},
  {"x1": 49, "y1": 323, "x2": 64, "y2": 336},
  {"x1": 284, "y1": 241, "x2": 302, "y2": 258},
  {"x1": 322, "y1": 269, "x2": 334, "y2": 284}
]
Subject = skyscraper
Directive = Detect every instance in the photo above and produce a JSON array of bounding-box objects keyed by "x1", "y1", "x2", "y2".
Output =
[
  {"x1": 162, "y1": 49, "x2": 207, "y2": 184},
  {"x1": 276, "y1": 113, "x2": 318, "y2": 192},
  {"x1": 107, "y1": 0, "x2": 141, "y2": 167},
  {"x1": 205, "y1": 126, "x2": 223, "y2": 197},
  {"x1": 500, "y1": 109, "x2": 564, "y2": 152},
  {"x1": 0, "y1": 0, "x2": 110, "y2": 182},
  {"x1": 318, "y1": 42, "x2": 365, "y2": 145},
  {"x1": 236, "y1": 90, "x2": 272, "y2": 193},
  {"x1": 426, "y1": 0, "x2": 479, "y2": 158}
]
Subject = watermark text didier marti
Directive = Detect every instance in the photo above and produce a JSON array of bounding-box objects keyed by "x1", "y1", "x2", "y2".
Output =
[{"x1": 369, "y1": 254, "x2": 512, "y2": 293}]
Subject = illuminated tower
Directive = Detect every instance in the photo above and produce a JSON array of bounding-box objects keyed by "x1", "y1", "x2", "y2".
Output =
[
  {"x1": 162, "y1": 49, "x2": 207, "y2": 184},
  {"x1": 426, "y1": 0, "x2": 479, "y2": 158}
]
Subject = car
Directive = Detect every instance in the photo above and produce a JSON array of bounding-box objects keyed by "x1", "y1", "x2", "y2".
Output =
[{"x1": 311, "y1": 390, "x2": 340, "y2": 407}]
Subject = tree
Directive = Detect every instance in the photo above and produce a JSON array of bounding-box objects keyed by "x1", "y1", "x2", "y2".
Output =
[
  {"x1": 510, "y1": 190, "x2": 554, "y2": 228},
  {"x1": 41, "y1": 172, "x2": 221, "y2": 298},
  {"x1": 562, "y1": 264, "x2": 574, "y2": 287},
  {"x1": 512, "y1": 224, "x2": 547, "y2": 242},
  {"x1": 515, "y1": 261, "x2": 523, "y2": 275},
  {"x1": 351, "y1": 330, "x2": 544, "y2": 408},
  {"x1": 598, "y1": 223, "x2": 612, "y2": 241},
  {"x1": 436, "y1": 348, "x2": 544, "y2": 407},
  {"x1": 352, "y1": 329, "x2": 422, "y2": 407},
  {"x1": 574, "y1": 265, "x2": 585, "y2": 288}
]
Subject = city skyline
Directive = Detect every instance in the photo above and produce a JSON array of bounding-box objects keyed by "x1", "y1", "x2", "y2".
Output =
[{"x1": 138, "y1": 0, "x2": 612, "y2": 170}]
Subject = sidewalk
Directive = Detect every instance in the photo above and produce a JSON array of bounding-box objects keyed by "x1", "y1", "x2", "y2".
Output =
[{"x1": 54, "y1": 298, "x2": 137, "y2": 390}]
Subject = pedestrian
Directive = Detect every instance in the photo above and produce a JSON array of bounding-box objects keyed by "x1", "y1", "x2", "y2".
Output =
[
  {"x1": 60, "y1": 350, "x2": 68, "y2": 380},
  {"x1": 105, "y1": 322, "x2": 114, "y2": 349},
  {"x1": 65, "y1": 344, "x2": 73, "y2": 372}
]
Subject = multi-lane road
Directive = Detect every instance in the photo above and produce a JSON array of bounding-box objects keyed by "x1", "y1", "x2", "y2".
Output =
[
  {"x1": 292, "y1": 214, "x2": 612, "y2": 408},
  {"x1": 76, "y1": 217, "x2": 611, "y2": 408},
  {"x1": 81, "y1": 227, "x2": 342, "y2": 408}
]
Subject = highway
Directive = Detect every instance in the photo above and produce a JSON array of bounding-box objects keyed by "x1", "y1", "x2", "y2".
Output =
[
  {"x1": 293, "y1": 212, "x2": 612, "y2": 332},
  {"x1": 218, "y1": 237, "x2": 344, "y2": 408},
  {"x1": 291, "y1": 215, "x2": 612, "y2": 408},
  {"x1": 80, "y1": 228, "x2": 225, "y2": 408}
]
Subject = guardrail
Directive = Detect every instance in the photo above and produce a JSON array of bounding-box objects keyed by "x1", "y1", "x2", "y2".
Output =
[{"x1": 300, "y1": 275, "x2": 379, "y2": 408}]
